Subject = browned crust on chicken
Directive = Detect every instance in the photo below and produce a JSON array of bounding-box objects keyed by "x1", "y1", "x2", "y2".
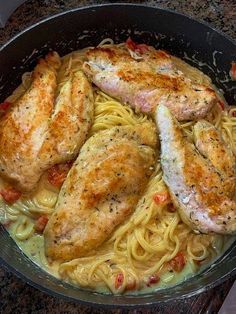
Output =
[
  {"x1": 44, "y1": 124, "x2": 156, "y2": 261},
  {"x1": 39, "y1": 70, "x2": 94, "y2": 168},
  {"x1": 83, "y1": 44, "x2": 218, "y2": 121},
  {"x1": 0, "y1": 52, "x2": 61, "y2": 191},
  {"x1": 193, "y1": 120, "x2": 236, "y2": 198},
  {"x1": 0, "y1": 54, "x2": 94, "y2": 192},
  {"x1": 157, "y1": 105, "x2": 236, "y2": 234}
]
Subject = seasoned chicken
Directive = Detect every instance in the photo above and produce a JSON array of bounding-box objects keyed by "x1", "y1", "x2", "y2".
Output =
[
  {"x1": 44, "y1": 124, "x2": 157, "y2": 261},
  {"x1": 193, "y1": 120, "x2": 236, "y2": 197},
  {"x1": 0, "y1": 53, "x2": 94, "y2": 192},
  {"x1": 83, "y1": 41, "x2": 218, "y2": 121},
  {"x1": 39, "y1": 70, "x2": 94, "y2": 167},
  {"x1": 0, "y1": 52, "x2": 60, "y2": 191},
  {"x1": 156, "y1": 104, "x2": 236, "y2": 234}
]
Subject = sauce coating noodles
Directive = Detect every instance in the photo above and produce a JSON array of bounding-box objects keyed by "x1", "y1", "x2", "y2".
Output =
[{"x1": 0, "y1": 44, "x2": 235, "y2": 294}]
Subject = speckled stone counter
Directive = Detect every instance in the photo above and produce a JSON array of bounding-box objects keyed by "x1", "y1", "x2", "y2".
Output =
[
  {"x1": 0, "y1": 0, "x2": 236, "y2": 45},
  {"x1": 0, "y1": 1, "x2": 236, "y2": 313}
]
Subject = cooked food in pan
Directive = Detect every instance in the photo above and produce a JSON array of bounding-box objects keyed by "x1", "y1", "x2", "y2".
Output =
[
  {"x1": 157, "y1": 105, "x2": 236, "y2": 234},
  {"x1": 0, "y1": 38, "x2": 235, "y2": 294},
  {"x1": 0, "y1": 52, "x2": 94, "y2": 192},
  {"x1": 83, "y1": 39, "x2": 218, "y2": 121},
  {"x1": 44, "y1": 124, "x2": 156, "y2": 261}
]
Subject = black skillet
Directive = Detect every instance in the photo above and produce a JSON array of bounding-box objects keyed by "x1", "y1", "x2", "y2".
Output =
[{"x1": 0, "y1": 3, "x2": 236, "y2": 309}]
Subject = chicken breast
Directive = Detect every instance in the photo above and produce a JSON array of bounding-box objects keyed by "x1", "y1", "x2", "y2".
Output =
[
  {"x1": 83, "y1": 42, "x2": 218, "y2": 121},
  {"x1": 39, "y1": 70, "x2": 94, "y2": 167},
  {"x1": 44, "y1": 124, "x2": 157, "y2": 261},
  {"x1": 193, "y1": 120, "x2": 236, "y2": 197},
  {"x1": 0, "y1": 52, "x2": 60, "y2": 191},
  {"x1": 156, "y1": 104, "x2": 236, "y2": 234},
  {"x1": 0, "y1": 53, "x2": 94, "y2": 192}
]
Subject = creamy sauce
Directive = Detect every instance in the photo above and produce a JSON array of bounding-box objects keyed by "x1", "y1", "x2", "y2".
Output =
[
  {"x1": 6, "y1": 219, "x2": 235, "y2": 294},
  {"x1": 0, "y1": 47, "x2": 236, "y2": 294}
]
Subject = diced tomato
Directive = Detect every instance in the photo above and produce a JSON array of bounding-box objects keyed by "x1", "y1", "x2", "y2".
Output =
[
  {"x1": 230, "y1": 62, "x2": 236, "y2": 80},
  {"x1": 136, "y1": 44, "x2": 149, "y2": 54},
  {"x1": 47, "y1": 161, "x2": 73, "y2": 188},
  {"x1": 0, "y1": 187, "x2": 22, "y2": 204},
  {"x1": 34, "y1": 215, "x2": 49, "y2": 233},
  {"x1": 115, "y1": 272, "x2": 124, "y2": 289},
  {"x1": 0, "y1": 101, "x2": 11, "y2": 112},
  {"x1": 232, "y1": 111, "x2": 236, "y2": 117},
  {"x1": 126, "y1": 37, "x2": 137, "y2": 51},
  {"x1": 169, "y1": 252, "x2": 186, "y2": 272},
  {"x1": 125, "y1": 280, "x2": 136, "y2": 291},
  {"x1": 147, "y1": 274, "x2": 160, "y2": 287},
  {"x1": 126, "y1": 37, "x2": 149, "y2": 54},
  {"x1": 153, "y1": 191, "x2": 170, "y2": 205},
  {"x1": 167, "y1": 205, "x2": 176, "y2": 213}
]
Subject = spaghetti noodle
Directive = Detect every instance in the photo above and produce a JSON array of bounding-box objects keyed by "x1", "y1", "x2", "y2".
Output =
[{"x1": 0, "y1": 43, "x2": 235, "y2": 294}]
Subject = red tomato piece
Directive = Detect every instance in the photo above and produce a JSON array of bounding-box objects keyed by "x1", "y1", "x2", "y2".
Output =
[
  {"x1": 135, "y1": 44, "x2": 149, "y2": 54},
  {"x1": 115, "y1": 272, "x2": 124, "y2": 289},
  {"x1": 0, "y1": 187, "x2": 22, "y2": 204},
  {"x1": 147, "y1": 274, "x2": 160, "y2": 287},
  {"x1": 167, "y1": 205, "x2": 176, "y2": 213},
  {"x1": 126, "y1": 37, "x2": 149, "y2": 54},
  {"x1": 169, "y1": 252, "x2": 186, "y2": 272},
  {"x1": 232, "y1": 111, "x2": 236, "y2": 117},
  {"x1": 153, "y1": 191, "x2": 170, "y2": 205},
  {"x1": 230, "y1": 62, "x2": 236, "y2": 80},
  {"x1": 125, "y1": 280, "x2": 136, "y2": 291},
  {"x1": 0, "y1": 101, "x2": 11, "y2": 111},
  {"x1": 47, "y1": 161, "x2": 73, "y2": 188},
  {"x1": 126, "y1": 37, "x2": 137, "y2": 51},
  {"x1": 34, "y1": 215, "x2": 49, "y2": 233}
]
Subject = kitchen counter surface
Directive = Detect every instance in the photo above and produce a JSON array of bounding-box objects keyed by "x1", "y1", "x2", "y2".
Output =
[
  {"x1": 0, "y1": 0, "x2": 236, "y2": 45},
  {"x1": 0, "y1": 1, "x2": 236, "y2": 313}
]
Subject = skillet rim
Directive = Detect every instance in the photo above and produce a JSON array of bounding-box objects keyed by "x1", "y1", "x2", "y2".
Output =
[
  {"x1": 0, "y1": 2, "x2": 235, "y2": 51},
  {"x1": 0, "y1": 3, "x2": 236, "y2": 308}
]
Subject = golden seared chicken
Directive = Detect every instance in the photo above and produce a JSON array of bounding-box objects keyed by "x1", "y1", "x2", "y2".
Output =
[
  {"x1": 83, "y1": 39, "x2": 218, "y2": 121},
  {"x1": 193, "y1": 120, "x2": 236, "y2": 197},
  {"x1": 156, "y1": 104, "x2": 236, "y2": 234},
  {"x1": 44, "y1": 124, "x2": 157, "y2": 261},
  {"x1": 0, "y1": 53, "x2": 94, "y2": 192},
  {"x1": 39, "y1": 70, "x2": 94, "y2": 167}
]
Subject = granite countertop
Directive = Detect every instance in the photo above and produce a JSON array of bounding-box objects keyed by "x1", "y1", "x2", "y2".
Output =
[{"x1": 0, "y1": 1, "x2": 236, "y2": 313}]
